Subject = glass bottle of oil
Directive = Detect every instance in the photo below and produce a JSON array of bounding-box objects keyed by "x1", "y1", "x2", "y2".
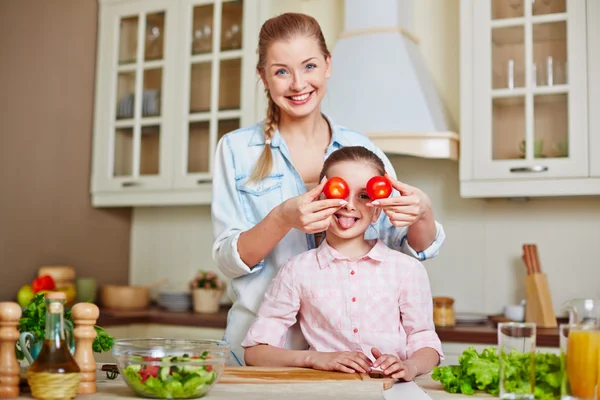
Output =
[{"x1": 27, "y1": 291, "x2": 80, "y2": 399}]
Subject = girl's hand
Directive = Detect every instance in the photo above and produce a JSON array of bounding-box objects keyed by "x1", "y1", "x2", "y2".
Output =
[
  {"x1": 308, "y1": 351, "x2": 373, "y2": 374},
  {"x1": 371, "y1": 347, "x2": 418, "y2": 381},
  {"x1": 367, "y1": 173, "x2": 432, "y2": 228},
  {"x1": 278, "y1": 178, "x2": 347, "y2": 234}
]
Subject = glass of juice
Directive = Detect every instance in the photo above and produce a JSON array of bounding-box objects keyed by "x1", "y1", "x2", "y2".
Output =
[
  {"x1": 498, "y1": 322, "x2": 536, "y2": 400},
  {"x1": 560, "y1": 323, "x2": 599, "y2": 400}
]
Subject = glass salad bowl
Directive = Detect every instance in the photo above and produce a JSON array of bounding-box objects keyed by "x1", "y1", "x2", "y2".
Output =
[{"x1": 112, "y1": 338, "x2": 229, "y2": 399}]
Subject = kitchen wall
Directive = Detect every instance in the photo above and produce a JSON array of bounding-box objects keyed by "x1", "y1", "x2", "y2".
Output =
[
  {"x1": 131, "y1": 0, "x2": 600, "y2": 314},
  {"x1": 0, "y1": 0, "x2": 131, "y2": 301}
]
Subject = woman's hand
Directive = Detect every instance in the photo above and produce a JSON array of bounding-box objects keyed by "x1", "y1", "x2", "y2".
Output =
[
  {"x1": 367, "y1": 173, "x2": 432, "y2": 228},
  {"x1": 307, "y1": 351, "x2": 373, "y2": 374},
  {"x1": 371, "y1": 348, "x2": 418, "y2": 381},
  {"x1": 277, "y1": 178, "x2": 347, "y2": 234}
]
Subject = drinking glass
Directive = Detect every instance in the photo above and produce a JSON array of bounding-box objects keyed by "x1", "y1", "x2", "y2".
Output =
[
  {"x1": 498, "y1": 322, "x2": 536, "y2": 400},
  {"x1": 560, "y1": 323, "x2": 599, "y2": 400}
]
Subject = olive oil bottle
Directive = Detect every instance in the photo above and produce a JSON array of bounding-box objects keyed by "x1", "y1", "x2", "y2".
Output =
[{"x1": 27, "y1": 291, "x2": 80, "y2": 399}]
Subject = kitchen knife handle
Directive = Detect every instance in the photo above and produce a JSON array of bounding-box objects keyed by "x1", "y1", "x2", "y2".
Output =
[
  {"x1": 509, "y1": 166, "x2": 548, "y2": 173},
  {"x1": 197, "y1": 179, "x2": 212, "y2": 185}
]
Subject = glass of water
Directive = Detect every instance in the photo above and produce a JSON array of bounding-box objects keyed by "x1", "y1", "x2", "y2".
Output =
[{"x1": 498, "y1": 322, "x2": 536, "y2": 400}]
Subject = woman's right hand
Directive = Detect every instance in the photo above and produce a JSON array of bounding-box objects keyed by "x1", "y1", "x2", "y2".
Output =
[
  {"x1": 277, "y1": 178, "x2": 347, "y2": 234},
  {"x1": 307, "y1": 351, "x2": 373, "y2": 374}
]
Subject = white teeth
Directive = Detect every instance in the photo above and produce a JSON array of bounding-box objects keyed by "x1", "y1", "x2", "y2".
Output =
[{"x1": 290, "y1": 93, "x2": 310, "y2": 101}]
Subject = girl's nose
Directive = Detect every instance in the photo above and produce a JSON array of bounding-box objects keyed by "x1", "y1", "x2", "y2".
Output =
[
  {"x1": 291, "y1": 73, "x2": 306, "y2": 91},
  {"x1": 344, "y1": 197, "x2": 357, "y2": 211}
]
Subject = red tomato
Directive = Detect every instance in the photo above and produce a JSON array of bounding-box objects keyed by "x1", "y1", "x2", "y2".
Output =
[
  {"x1": 32, "y1": 275, "x2": 56, "y2": 293},
  {"x1": 323, "y1": 177, "x2": 350, "y2": 199},
  {"x1": 366, "y1": 176, "x2": 392, "y2": 200}
]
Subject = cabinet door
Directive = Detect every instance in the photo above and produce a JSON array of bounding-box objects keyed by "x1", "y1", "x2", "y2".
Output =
[
  {"x1": 174, "y1": 0, "x2": 259, "y2": 189},
  {"x1": 92, "y1": 0, "x2": 177, "y2": 193},
  {"x1": 472, "y1": 0, "x2": 588, "y2": 180},
  {"x1": 589, "y1": 0, "x2": 600, "y2": 178}
]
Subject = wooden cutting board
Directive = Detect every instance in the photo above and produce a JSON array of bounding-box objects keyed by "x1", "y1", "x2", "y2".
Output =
[{"x1": 220, "y1": 367, "x2": 394, "y2": 390}]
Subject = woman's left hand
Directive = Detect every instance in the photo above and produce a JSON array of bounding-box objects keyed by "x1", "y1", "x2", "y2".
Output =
[{"x1": 367, "y1": 173, "x2": 432, "y2": 228}]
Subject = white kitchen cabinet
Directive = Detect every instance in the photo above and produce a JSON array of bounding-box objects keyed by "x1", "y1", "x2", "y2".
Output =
[
  {"x1": 460, "y1": 0, "x2": 600, "y2": 198},
  {"x1": 91, "y1": 0, "x2": 264, "y2": 207}
]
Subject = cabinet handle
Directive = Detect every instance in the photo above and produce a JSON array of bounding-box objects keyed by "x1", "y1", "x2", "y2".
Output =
[
  {"x1": 509, "y1": 166, "x2": 548, "y2": 173},
  {"x1": 197, "y1": 179, "x2": 212, "y2": 185},
  {"x1": 121, "y1": 181, "x2": 141, "y2": 187}
]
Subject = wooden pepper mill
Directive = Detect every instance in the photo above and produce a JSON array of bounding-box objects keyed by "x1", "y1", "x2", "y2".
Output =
[
  {"x1": 72, "y1": 302, "x2": 100, "y2": 394},
  {"x1": 0, "y1": 302, "x2": 22, "y2": 398}
]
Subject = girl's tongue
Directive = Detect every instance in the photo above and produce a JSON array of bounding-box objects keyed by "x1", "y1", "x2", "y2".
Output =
[{"x1": 336, "y1": 215, "x2": 358, "y2": 229}]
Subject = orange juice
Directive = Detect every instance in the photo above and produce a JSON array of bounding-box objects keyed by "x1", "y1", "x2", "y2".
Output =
[{"x1": 567, "y1": 329, "x2": 598, "y2": 399}]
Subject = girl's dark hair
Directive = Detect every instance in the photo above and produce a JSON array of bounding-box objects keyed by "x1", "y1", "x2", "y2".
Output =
[{"x1": 319, "y1": 146, "x2": 386, "y2": 181}]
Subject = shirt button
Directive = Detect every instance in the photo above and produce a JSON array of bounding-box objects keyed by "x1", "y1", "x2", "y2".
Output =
[
  {"x1": 350, "y1": 270, "x2": 355, "y2": 275},
  {"x1": 353, "y1": 328, "x2": 358, "y2": 334},
  {"x1": 351, "y1": 297, "x2": 356, "y2": 302}
]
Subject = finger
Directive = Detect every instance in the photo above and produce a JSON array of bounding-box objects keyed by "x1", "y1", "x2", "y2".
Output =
[
  {"x1": 335, "y1": 363, "x2": 356, "y2": 374},
  {"x1": 350, "y1": 354, "x2": 373, "y2": 373},
  {"x1": 302, "y1": 205, "x2": 343, "y2": 225},
  {"x1": 343, "y1": 359, "x2": 368, "y2": 374},
  {"x1": 374, "y1": 355, "x2": 394, "y2": 370},
  {"x1": 307, "y1": 198, "x2": 349, "y2": 211},
  {"x1": 371, "y1": 347, "x2": 382, "y2": 360},
  {"x1": 384, "y1": 173, "x2": 414, "y2": 196},
  {"x1": 384, "y1": 209, "x2": 420, "y2": 221},
  {"x1": 391, "y1": 369, "x2": 407, "y2": 380},
  {"x1": 369, "y1": 195, "x2": 419, "y2": 208},
  {"x1": 306, "y1": 177, "x2": 328, "y2": 201},
  {"x1": 383, "y1": 361, "x2": 403, "y2": 376}
]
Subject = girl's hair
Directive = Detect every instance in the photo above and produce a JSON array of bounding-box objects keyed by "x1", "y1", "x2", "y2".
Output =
[
  {"x1": 319, "y1": 146, "x2": 386, "y2": 181},
  {"x1": 250, "y1": 13, "x2": 331, "y2": 182}
]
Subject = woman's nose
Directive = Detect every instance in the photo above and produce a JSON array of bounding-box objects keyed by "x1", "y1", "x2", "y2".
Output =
[{"x1": 291, "y1": 73, "x2": 306, "y2": 91}]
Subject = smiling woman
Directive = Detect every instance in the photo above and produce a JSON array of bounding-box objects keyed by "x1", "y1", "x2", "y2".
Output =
[{"x1": 210, "y1": 12, "x2": 447, "y2": 367}]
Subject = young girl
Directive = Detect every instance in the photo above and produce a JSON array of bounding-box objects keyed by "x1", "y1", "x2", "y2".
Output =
[
  {"x1": 242, "y1": 147, "x2": 443, "y2": 381},
  {"x1": 211, "y1": 12, "x2": 446, "y2": 366}
]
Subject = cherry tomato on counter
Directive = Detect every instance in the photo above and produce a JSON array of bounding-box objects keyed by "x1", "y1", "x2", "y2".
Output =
[
  {"x1": 366, "y1": 176, "x2": 392, "y2": 200},
  {"x1": 323, "y1": 177, "x2": 350, "y2": 199}
]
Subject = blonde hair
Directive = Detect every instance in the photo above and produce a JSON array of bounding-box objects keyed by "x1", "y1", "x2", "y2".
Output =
[
  {"x1": 250, "y1": 13, "x2": 331, "y2": 182},
  {"x1": 319, "y1": 146, "x2": 386, "y2": 181}
]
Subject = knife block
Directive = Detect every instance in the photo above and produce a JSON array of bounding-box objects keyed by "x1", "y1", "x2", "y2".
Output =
[{"x1": 525, "y1": 273, "x2": 557, "y2": 328}]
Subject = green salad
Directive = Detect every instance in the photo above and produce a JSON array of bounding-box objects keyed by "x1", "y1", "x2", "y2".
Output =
[
  {"x1": 431, "y1": 347, "x2": 562, "y2": 400},
  {"x1": 122, "y1": 353, "x2": 217, "y2": 399}
]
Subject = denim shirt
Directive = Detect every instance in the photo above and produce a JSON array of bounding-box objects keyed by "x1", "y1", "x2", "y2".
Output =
[{"x1": 211, "y1": 114, "x2": 446, "y2": 365}]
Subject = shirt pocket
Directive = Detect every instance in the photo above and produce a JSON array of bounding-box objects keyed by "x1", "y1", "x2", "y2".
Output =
[
  {"x1": 235, "y1": 174, "x2": 284, "y2": 225},
  {"x1": 303, "y1": 290, "x2": 344, "y2": 331},
  {"x1": 363, "y1": 288, "x2": 400, "y2": 333}
]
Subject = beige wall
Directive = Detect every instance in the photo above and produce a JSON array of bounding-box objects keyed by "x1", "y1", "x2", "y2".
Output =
[
  {"x1": 130, "y1": 0, "x2": 600, "y2": 314},
  {"x1": 0, "y1": 0, "x2": 131, "y2": 301}
]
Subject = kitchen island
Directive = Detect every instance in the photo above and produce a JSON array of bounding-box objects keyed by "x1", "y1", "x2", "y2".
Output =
[{"x1": 14, "y1": 369, "x2": 487, "y2": 399}]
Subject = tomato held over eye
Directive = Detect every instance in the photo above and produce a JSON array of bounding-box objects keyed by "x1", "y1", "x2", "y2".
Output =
[
  {"x1": 366, "y1": 176, "x2": 392, "y2": 200},
  {"x1": 323, "y1": 177, "x2": 350, "y2": 199}
]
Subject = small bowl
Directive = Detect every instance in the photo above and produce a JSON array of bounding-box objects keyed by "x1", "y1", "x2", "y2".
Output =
[{"x1": 113, "y1": 338, "x2": 229, "y2": 399}]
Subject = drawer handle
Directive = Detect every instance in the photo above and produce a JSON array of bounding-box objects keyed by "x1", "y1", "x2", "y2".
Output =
[
  {"x1": 121, "y1": 181, "x2": 141, "y2": 187},
  {"x1": 197, "y1": 179, "x2": 212, "y2": 185},
  {"x1": 510, "y1": 166, "x2": 548, "y2": 173}
]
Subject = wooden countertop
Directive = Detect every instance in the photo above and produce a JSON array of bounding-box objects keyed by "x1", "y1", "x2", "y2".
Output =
[{"x1": 97, "y1": 306, "x2": 559, "y2": 347}]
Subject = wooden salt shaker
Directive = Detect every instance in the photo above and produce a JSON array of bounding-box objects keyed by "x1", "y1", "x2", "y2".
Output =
[
  {"x1": 0, "y1": 302, "x2": 22, "y2": 398},
  {"x1": 72, "y1": 302, "x2": 100, "y2": 394}
]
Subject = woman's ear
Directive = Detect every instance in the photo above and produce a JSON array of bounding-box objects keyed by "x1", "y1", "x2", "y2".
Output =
[
  {"x1": 258, "y1": 69, "x2": 268, "y2": 89},
  {"x1": 325, "y1": 55, "x2": 332, "y2": 79}
]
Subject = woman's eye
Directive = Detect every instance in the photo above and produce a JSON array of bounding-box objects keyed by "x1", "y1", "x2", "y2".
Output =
[
  {"x1": 275, "y1": 69, "x2": 288, "y2": 76},
  {"x1": 306, "y1": 63, "x2": 316, "y2": 70}
]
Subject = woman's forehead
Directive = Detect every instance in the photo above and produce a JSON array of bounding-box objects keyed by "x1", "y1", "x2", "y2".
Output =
[{"x1": 267, "y1": 36, "x2": 322, "y2": 64}]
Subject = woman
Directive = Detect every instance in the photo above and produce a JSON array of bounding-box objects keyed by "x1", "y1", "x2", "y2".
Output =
[{"x1": 211, "y1": 12, "x2": 446, "y2": 366}]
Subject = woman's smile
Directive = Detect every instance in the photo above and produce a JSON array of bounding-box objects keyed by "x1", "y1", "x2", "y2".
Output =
[{"x1": 286, "y1": 90, "x2": 315, "y2": 105}]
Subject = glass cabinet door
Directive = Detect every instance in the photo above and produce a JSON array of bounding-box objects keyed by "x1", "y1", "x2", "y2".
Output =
[
  {"x1": 103, "y1": 1, "x2": 176, "y2": 191},
  {"x1": 473, "y1": 0, "x2": 588, "y2": 180},
  {"x1": 178, "y1": 0, "x2": 245, "y2": 187}
]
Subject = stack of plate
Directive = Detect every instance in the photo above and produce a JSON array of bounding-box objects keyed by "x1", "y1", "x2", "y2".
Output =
[{"x1": 158, "y1": 291, "x2": 192, "y2": 312}]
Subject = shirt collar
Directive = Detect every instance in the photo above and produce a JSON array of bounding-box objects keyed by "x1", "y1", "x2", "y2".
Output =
[
  {"x1": 248, "y1": 113, "x2": 344, "y2": 149},
  {"x1": 316, "y1": 238, "x2": 387, "y2": 269}
]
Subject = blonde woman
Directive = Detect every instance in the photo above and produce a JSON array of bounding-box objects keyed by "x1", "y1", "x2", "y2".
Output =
[{"x1": 211, "y1": 13, "x2": 446, "y2": 366}]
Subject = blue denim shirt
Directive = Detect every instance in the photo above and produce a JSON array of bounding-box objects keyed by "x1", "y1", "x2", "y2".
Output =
[{"x1": 211, "y1": 114, "x2": 446, "y2": 365}]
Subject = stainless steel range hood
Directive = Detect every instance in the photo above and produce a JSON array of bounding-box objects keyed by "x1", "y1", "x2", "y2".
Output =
[{"x1": 322, "y1": 0, "x2": 459, "y2": 160}]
